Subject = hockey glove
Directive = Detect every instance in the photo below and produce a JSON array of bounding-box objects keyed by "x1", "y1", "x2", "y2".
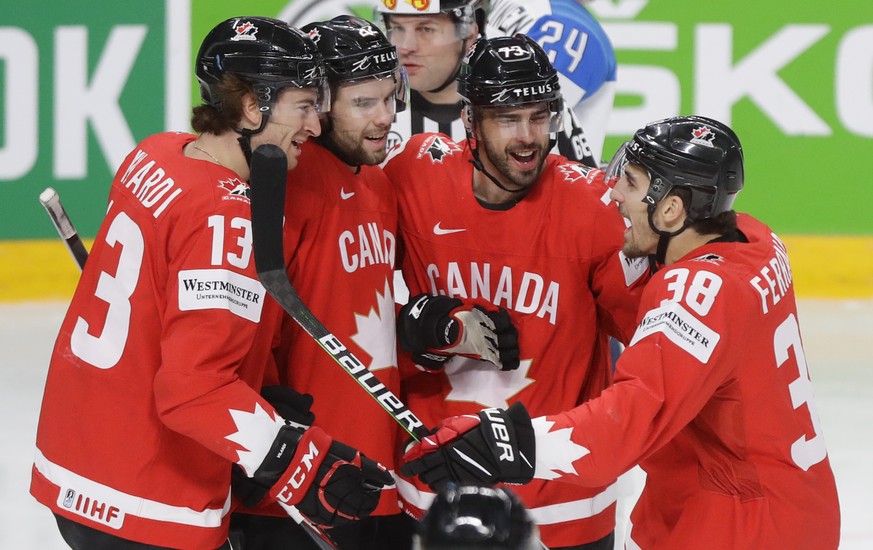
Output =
[
  {"x1": 400, "y1": 402, "x2": 535, "y2": 491},
  {"x1": 232, "y1": 388, "x2": 394, "y2": 527},
  {"x1": 398, "y1": 294, "x2": 519, "y2": 371}
]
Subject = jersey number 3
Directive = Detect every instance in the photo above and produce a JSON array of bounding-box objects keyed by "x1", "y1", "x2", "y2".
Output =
[
  {"x1": 774, "y1": 313, "x2": 828, "y2": 471},
  {"x1": 70, "y1": 212, "x2": 144, "y2": 370}
]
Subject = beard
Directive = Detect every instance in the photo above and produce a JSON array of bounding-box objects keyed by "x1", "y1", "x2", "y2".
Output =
[
  {"x1": 480, "y1": 138, "x2": 550, "y2": 190},
  {"x1": 621, "y1": 222, "x2": 657, "y2": 259},
  {"x1": 622, "y1": 239, "x2": 650, "y2": 259},
  {"x1": 318, "y1": 118, "x2": 389, "y2": 167}
]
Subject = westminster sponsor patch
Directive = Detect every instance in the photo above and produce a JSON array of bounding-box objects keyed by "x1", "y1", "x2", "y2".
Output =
[
  {"x1": 630, "y1": 301, "x2": 721, "y2": 363},
  {"x1": 178, "y1": 269, "x2": 265, "y2": 322}
]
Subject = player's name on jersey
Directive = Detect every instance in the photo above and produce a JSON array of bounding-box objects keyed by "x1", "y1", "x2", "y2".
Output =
[
  {"x1": 118, "y1": 149, "x2": 183, "y2": 219},
  {"x1": 424, "y1": 262, "x2": 559, "y2": 325},
  {"x1": 338, "y1": 223, "x2": 396, "y2": 274},
  {"x1": 749, "y1": 234, "x2": 793, "y2": 315}
]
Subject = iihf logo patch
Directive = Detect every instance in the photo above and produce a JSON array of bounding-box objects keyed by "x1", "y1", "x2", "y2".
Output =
[{"x1": 690, "y1": 126, "x2": 716, "y2": 147}]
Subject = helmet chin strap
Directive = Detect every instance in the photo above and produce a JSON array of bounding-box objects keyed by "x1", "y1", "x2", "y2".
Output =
[
  {"x1": 646, "y1": 203, "x2": 691, "y2": 268},
  {"x1": 466, "y1": 131, "x2": 558, "y2": 195},
  {"x1": 236, "y1": 114, "x2": 270, "y2": 167},
  {"x1": 467, "y1": 140, "x2": 528, "y2": 195}
]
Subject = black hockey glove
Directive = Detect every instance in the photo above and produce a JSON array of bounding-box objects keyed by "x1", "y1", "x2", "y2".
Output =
[
  {"x1": 232, "y1": 387, "x2": 394, "y2": 527},
  {"x1": 398, "y1": 294, "x2": 519, "y2": 371},
  {"x1": 400, "y1": 402, "x2": 535, "y2": 491},
  {"x1": 294, "y1": 439, "x2": 395, "y2": 527},
  {"x1": 260, "y1": 385, "x2": 316, "y2": 428}
]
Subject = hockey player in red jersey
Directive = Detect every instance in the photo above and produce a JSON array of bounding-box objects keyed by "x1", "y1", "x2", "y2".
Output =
[
  {"x1": 384, "y1": 35, "x2": 648, "y2": 549},
  {"x1": 230, "y1": 15, "x2": 416, "y2": 550},
  {"x1": 30, "y1": 17, "x2": 394, "y2": 550},
  {"x1": 400, "y1": 115, "x2": 842, "y2": 549}
]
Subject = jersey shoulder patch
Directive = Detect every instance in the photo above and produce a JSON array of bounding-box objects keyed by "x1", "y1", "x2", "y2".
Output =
[{"x1": 415, "y1": 134, "x2": 463, "y2": 164}]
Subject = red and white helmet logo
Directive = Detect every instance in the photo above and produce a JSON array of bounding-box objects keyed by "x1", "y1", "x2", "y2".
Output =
[{"x1": 690, "y1": 126, "x2": 716, "y2": 147}]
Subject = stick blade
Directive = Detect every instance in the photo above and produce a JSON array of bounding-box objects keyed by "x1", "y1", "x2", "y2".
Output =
[{"x1": 249, "y1": 144, "x2": 289, "y2": 276}]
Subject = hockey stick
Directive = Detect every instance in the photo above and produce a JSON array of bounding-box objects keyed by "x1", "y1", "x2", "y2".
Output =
[
  {"x1": 39, "y1": 187, "x2": 89, "y2": 271},
  {"x1": 36, "y1": 188, "x2": 338, "y2": 550},
  {"x1": 248, "y1": 144, "x2": 430, "y2": 443}
]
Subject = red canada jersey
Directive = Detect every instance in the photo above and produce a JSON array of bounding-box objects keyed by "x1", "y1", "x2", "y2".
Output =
[
  {"x1": 276, "y1": 141, "x2": 401, "y2": 515},
  {"x1": 31, "y1": 133, "x2": 291, "y2": 549},
  {"x1": 536, "y1": 215, "x2": 841, "y2": 549},
  {"x1": 384, "y1": 134, "x2": 648, "y2": 547}
]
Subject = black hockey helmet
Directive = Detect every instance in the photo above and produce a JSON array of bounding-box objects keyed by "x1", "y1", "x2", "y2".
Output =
[
  {"x1": 301, "y1": 15, "x2": 408, "y2": 112},
  {"x1": 414, "y1": 485, "x2": 540, "y2": 550},
  {"x1": 459, "y1": 34, "x2": 562, "y2": 111},
  {"x1": 196, "y1": 16, "x2": 329, "y2": 116},
  {"x1": 375, "y1": 0, "x2": 491, "y2": 37},
  {"x1": 618, "y1": 115, "x2": 744, "y2": 221}
]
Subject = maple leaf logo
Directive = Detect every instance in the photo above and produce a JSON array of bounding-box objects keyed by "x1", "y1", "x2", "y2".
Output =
[
  {"x1": 226, "y1": 402, "x2": 285, "y2": 476},
  {"x1": 690, "y1": 126, "x2": 716, "y2": 147},
  {"x1": 426, "y1": 138, "x2": 450, "y2": 162},
  {"x1": 350, "y1": 279, "x2": 397, "y2": 372},
  {"x1": 559, "y1": 163, "x2": 595, "y2": 184},
  {"x1": 232, "y1": 20, "x2": 259, "y2": 41},
  {"x1": 218, "y1": 178, "x2": 249, "y2": 197},
  {"x1": 420, "y1": 136, "x2": 459, "y2": 164},
  {"x1": 444, "y1": 358, "x2": 534, "y2": 408},
  {"x1": 531, "y1": 416, "x2": 590, "y2": 480}
]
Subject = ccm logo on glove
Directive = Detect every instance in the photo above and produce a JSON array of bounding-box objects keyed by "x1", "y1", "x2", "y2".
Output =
[{"x1": 275, "y1": 440, "x2": 320, "y2": 504}]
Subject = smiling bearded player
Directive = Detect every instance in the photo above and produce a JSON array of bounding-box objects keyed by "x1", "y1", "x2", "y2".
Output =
[{"x1": 382, "y1": 34, "x2": 648, "y2": 549}]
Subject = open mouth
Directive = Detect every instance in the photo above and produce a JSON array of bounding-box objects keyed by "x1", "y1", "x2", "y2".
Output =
[
  {"x1": 509, "y1": 149, "x2": 537, "y2": 169},
  {"x1": 621, "y1": 215, "x2": 633, "y2": 235},
  {"x1": 365, "y1": 133, "x2": 388, "y2": 148}
]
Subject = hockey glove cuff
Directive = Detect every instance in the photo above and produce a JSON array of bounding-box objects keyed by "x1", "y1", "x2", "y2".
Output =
[
  {"x1": 231, "y1": 386, "x2": 315, "y2": 507},
  {"x1": 400, "y1": 402, "x2": 535, "y2": 491},
  {"x1": 398, "y1": 294, "x2": 520, "y2": 371}
]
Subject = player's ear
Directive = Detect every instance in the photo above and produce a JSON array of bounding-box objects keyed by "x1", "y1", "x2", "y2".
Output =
[
  {"x1": 658, "y1": 194, "x2": 687, "y2": 230},
  {"x1": 240, "y1": 93, "x2": 263, "y2": 130}
]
